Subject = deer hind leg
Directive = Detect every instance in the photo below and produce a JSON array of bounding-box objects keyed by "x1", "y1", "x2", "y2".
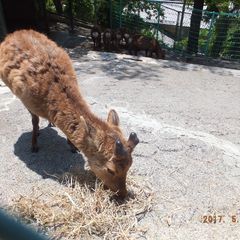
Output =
[
  {"x1": 149, "y1": 50, "x2": 153, "y2": 58},
  {"x1": 30, "y1": 112, "x2": 40, "y2": 152},
  {"x1": 67, "y1": 138, "x2": 78, "y2": 153},
  {"x1": 145, "y1": 50, "x2": 148, "y2": 57}
]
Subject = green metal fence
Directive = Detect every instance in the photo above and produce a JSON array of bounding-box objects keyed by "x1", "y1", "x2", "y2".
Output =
[
  {"x1": 110, "y1": 0, "x2": 164, "y2": 39},
  {"x1": 45, "y1": 0, "x2": 240, "y2": 61},
  {"x1": 110, "y1": 0, "x2": 240, "y2": 61},
  {"x1": 175, "y1": 8, "x2": 240, "y2": 60}
]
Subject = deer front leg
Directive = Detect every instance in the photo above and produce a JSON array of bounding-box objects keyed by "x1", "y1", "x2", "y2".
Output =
[
  {"x1": 30, "y1": 113, "x2": 39, "y2": 152},
  {"x1": 67, "y1": 138, "x2": 78, "y2": 153},
  {"x1": 145, "y1": 50, "x2": 148, "y2": 57}
]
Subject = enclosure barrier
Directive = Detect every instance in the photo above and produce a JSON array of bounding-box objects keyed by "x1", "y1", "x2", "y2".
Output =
[{"x1": 110, "y1": 0, "x2": 240, "y2": 61}]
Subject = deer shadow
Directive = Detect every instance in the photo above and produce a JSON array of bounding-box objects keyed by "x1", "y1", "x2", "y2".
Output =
[{"x1": 13, "y1": 127, "x2": 96, "y2": 187}]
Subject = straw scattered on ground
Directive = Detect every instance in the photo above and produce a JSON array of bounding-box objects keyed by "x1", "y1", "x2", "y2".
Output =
[{"x1": 9, "y1": 171, "x2": 154, "y2": 239}]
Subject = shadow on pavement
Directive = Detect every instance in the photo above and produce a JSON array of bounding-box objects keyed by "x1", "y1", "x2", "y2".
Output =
[{"x1": 13, "y1": 127, "x2": 89, "y2": 182}]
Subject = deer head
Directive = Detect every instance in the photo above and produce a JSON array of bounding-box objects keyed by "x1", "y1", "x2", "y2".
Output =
[{"x1": 82, "y1": 109, "x2": 139, "y2": 199}]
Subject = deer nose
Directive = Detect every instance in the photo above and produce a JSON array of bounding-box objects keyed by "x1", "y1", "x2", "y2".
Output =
[{"x1": 117, "y1": 188, "x2": 128, "y2": 200}]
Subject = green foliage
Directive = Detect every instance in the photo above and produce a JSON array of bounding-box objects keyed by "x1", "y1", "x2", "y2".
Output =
[
  {"x1": 46, "y1": 0, "x2": 164, "y2": 27},
  {"x1": 65, "y1": 0, "x2": 94, "y2": 22},
  {"x1": 141, "y1": 26, "x2": 156, "y2": 38},
  {"x1": 175, "y1": 29, "x2": 209, "y2": 52},
  {"x1": 95, "y1": 0, "x2": 109, "y2": 25},
  {"x1": 112, "y1": 0, "x2": 164, "y2": 29},
  {"x1": 46, "y1": 0, "x2": 57, "y2": 12},
  {"x1": 222, "y1": 17, "x2": 240, "y2": 59},
  {"x1": 175, "y1": 37, "x2": 188, "y2": 51},
  {"x1": 188, "y1": 0, "x2": 240, "y2": 12},
  {"x1": 122, "y1": 14, "x2": 145, "y2": 30},
  {"x1": 209, "y1": 15, "x2": 232, "y2": 57},
  {"x1": 125, "y1": 0, "x2": 163, "y2": 20}
]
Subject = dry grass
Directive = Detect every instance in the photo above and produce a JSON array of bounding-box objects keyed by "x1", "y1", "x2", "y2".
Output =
[{"x1": 9, "y1": 171, "x2": 154, "y2": 240}]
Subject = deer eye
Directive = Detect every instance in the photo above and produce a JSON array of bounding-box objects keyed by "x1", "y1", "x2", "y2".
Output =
[{"x1": 107, "y1": 168, "x2": 115, "y2": 176}]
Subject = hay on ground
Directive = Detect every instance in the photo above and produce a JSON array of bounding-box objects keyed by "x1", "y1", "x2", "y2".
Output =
[{"x1": 9, "y1": 171, "x2": 153, "y2": 240}]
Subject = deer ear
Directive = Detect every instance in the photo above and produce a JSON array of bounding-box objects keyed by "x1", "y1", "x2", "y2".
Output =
[
  {"x1": 128, "y1": 132, "x2": 139, "y2": 149},
  {"x1": 107, "y1": 109, "x2": 119, "y2": 126}
]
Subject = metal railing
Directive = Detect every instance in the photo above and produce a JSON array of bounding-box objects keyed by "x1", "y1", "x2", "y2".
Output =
[{"x1": 110, "y1": 0, "x2": 240, "y2": 61}]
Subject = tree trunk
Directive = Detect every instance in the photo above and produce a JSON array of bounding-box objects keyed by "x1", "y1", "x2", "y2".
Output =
[{"x1": 187, "y1": 0, "x2": 204, "y2": 54}]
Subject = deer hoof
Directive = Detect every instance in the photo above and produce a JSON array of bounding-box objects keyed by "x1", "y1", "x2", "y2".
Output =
[{"x1": 71, "y1": 149, "x2": 77, "y2": 153}]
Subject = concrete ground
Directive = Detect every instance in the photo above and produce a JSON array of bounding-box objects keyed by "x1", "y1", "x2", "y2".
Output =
[{"x1": 0, "y1": 51, "x2": 240, "y2": 239}]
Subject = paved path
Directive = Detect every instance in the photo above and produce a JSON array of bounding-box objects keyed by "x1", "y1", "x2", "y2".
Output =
[{"x1": 1, "y1": 51, "x2": 240, "y2": 239}]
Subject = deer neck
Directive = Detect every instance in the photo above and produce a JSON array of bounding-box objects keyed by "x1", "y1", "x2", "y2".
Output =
[{"x1": 52, "y1": 100, "x2": 110, "y2": 160}]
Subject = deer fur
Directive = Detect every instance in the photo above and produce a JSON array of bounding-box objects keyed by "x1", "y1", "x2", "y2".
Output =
[
  {"x1": 131, "y1": 34, "x2": 165, "y2": 59},
  {"x1": 91, "y1": 25, "x2": 101, "y2": 49},
  {"x1": 103, "y1": 28, "x2": 112, "y2": 51},
  {"x1": 0, "y1": 30, "x2": 139, "y2": 198}
]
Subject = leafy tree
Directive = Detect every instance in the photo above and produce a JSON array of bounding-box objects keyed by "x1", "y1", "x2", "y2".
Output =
[{"x1": 46, "y1": 0, "x2": 163, "y2": 28}]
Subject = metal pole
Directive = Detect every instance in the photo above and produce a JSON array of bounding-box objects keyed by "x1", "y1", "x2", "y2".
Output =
[
  {"x1": 174, "y1": 11, "x2": 180, "y2": 48},
  {"x1": 119, "y1": 0, "x2": 122, "y2": 28},
  {"x1": 109, "y1": 0, "x2": 112, "y2": 28},
  {"x1": 179, "y1": 0, "x2": 186, "y2": 40},
  {"x1": 0, "y1": 0, "x2": 7, "y2": 40},
  {"x1": 68, "y1": 0, "x2": 74, "y2": 33},
  {"x1": 39, "y1": 0, "x2": 48, "y2": 33},
  {"x1": 94, "y1": 0, "x2": 97, "y2": 24},
  {"x1": 157, "y1": 2, "x2": 161, "y2": 40}
]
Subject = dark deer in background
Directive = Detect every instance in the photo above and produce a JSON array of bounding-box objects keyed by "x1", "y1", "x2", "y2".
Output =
[
  {"x1": 91, "y1": 25, "x2": 102, "y2": 49},
  {"x1": 112, "y1": 29, "x2": 123, "y2": 52},
  {"x1": 103, "y1": 28, "x2": 112, "y2": 51},
  {"x1": 131, "y1": 34, "x2": 165, "y2": 59}
]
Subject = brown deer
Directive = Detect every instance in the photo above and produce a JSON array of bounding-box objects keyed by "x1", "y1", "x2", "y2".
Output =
[
  {"x1": 103, "y1": 28, "x2": 112, "y2": 51},
  {"x1": 91, "y1": 25, "x2": 101, "y2": 49},
  {"x1": 0, "y1": 30, "x2": 139, "y2": 199},
  {"x1": 120, "y1": 27, "x2": 131, "y2": 49},
  {"x1": 131, "y1": 34, "x2": 165, "y2": 59},
  {"x1": 111, "y1": 29, "x2": 122, "y2": 52}
]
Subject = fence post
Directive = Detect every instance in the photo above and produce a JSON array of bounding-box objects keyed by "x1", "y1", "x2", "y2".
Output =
[
  {"x1": 94, "y1": 0, "x2": 97, "y2": 23},
  {"x1": 109, "y1": 0, "x2": 112, "y2": 28},
  {"x1": 68, "y1": 0, "x2": 74, "y2": 33},
  {"x1": 204, "y1": 12, "x2": 216, "y2": 56},
  {"x1": 0, "y1": 0, "x2": 7, "y2": 40},
  {"x1": 119, "y1": 0, "x2": 122, "y2": 28},
  {"x1": 179, "y1": 0, "x2": 186, "y2": 40},
  {"x1": 174, "y1": 11, "x2": 181, "y2": 48},
  {"x1": 156, "y1": 2, "x2": 161, "y2": 40}
]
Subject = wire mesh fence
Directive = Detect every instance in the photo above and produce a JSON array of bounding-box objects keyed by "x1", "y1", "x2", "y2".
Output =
[
  {"x1": 176, "y1": 8, "x2": 240, "y2": 61},
  {"x1": 110, "y1": 0, "x2": 240, "y2": 61},
  {"x1": 44, "y1": 0, "x2": 240, "y2": 61}
]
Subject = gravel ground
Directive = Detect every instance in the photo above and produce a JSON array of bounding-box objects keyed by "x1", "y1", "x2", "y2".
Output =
[{"x1": 0, "y1": 50, "x2": 240, "y2": 239}]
